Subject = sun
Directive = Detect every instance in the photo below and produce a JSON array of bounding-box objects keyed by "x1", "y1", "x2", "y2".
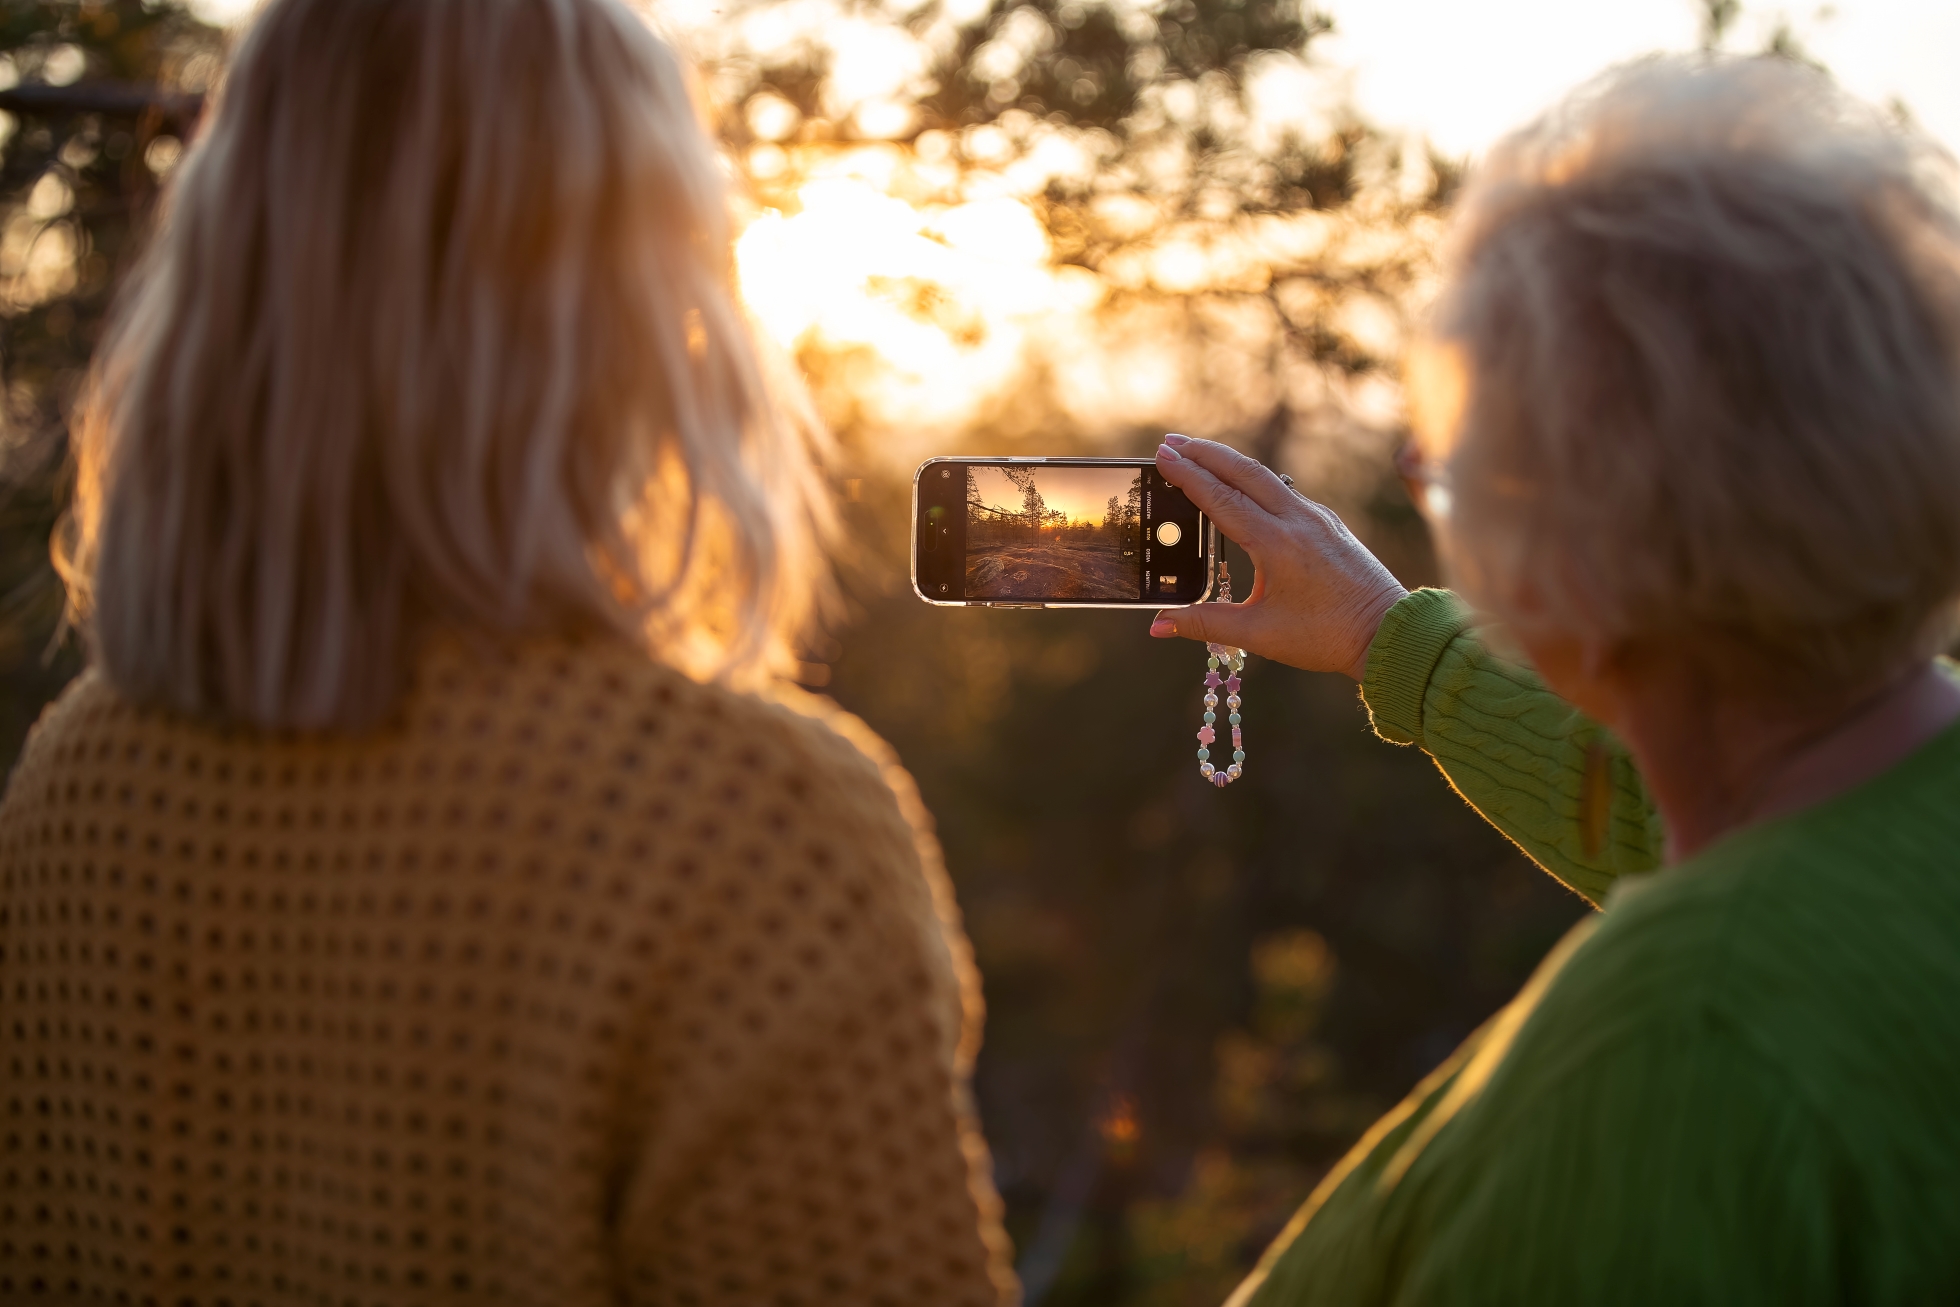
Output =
[{"x1": 733, "y1": 160, "x2": 1104, "y2": 427}]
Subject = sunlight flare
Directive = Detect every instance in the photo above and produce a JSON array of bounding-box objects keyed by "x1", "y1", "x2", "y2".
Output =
[{"x1": 735, "y1": 177, "x2": 1105, "y2": 423}]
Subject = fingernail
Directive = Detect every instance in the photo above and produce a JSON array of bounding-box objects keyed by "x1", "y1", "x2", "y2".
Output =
[
  {"x1": 1156, "y1": 443, "x2": 1181, "y2": 462},
  {"x1": 1150, "y1": 617, "x2": 1176, "y2": 637},
  {"x1": 1163, "y1": 433, "x2": 1192, "y2": 446}
]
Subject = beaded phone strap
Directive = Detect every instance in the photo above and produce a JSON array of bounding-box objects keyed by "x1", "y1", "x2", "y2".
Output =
[{"x1": 1196, "y1": 555, "x2": 1247, "y2": 788}]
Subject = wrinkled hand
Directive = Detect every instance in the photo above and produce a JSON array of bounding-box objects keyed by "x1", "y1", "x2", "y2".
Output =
[{"x1": 1148, "y1": 435, "x2": 1409, "y2": 681}]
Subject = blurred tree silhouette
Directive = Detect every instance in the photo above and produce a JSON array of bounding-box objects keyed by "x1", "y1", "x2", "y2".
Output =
[
  {"x1": 714, "y1": 0, "x2": 1375, "y2": 212},
  {"x1": 705, "y1": 0, "x2": 1454, "y2": 551},
  {"x1": 0, "y1": 0, "x2": 218, "y2": 764},
  {"x1": 921, "y1": 0, "x2": 1321, "y2": 131}
]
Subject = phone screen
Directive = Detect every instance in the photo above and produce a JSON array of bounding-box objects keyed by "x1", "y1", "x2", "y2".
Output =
[
  {"x1": 964, "y1": 463, "x2": 1144, "y2": 600},
  {"x1": 913, "y1": 458, "x2": 1211, "y2": 607}
]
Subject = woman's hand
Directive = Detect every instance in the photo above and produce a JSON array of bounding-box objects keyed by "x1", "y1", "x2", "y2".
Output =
[{"x1": 1149, "y1": 435, "x2": 1409, "y2": 681}]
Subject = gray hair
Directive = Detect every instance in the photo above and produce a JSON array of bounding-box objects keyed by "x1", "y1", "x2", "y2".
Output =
[
  {"x1": 1425, "y1": 55, "x2": 1960, "y2": 687},
  {"x1": 58, "y1": 0, "x2": 834, "y2": 730}
]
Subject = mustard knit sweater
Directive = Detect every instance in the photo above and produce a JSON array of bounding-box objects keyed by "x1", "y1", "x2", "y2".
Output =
[{"x1": 0, "y1": 637, "x2": 1018, "y2": 1305}]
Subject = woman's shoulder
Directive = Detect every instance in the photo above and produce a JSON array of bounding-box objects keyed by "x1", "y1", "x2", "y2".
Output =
[
  {"x1": 6, "y1": 639, "x2": 927, "y2": 848},
  {"x1": 399, "y1": 635, "x2": 953, "y2": 903},
  {"x1": 1591, "y1": 726, "x2": 1960, "y2": 991},
  {"x1": 1511, "y1": 785, "x2": 1960, "y2": 1132},
  {"x1": 2, "y1": 667, "x2": 143, "y2": 803},
  {"x1": 413, "y1": 634, "x2": 921, "y2": 819}
]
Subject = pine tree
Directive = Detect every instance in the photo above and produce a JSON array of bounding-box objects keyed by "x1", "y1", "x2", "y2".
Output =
[{"x1": 1001, "y1": 466, "x2": 1045, "y2": 530}]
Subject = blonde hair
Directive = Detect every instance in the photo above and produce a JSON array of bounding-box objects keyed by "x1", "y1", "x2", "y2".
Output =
[
  {"x1": 1424, "y1": 56, "x2": 1960, "y2": 687},
  {"x1": 59, "y1": 0, "x2": 833, "y2": 730}
]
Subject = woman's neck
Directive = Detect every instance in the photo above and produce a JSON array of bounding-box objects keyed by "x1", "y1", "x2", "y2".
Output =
[{"x1": 1614, "y1": 660, "x2": 1960, "y2": 863}]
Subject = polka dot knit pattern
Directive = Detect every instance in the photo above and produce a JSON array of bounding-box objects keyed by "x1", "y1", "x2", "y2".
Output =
[{"x1": 0, "y1": 637, "x2": 1018, "y2": 1306}]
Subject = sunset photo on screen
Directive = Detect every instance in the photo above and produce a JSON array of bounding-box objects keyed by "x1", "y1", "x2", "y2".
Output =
[{"x1": 965, "y1": 465, "x2": 1142, "y2": 601}]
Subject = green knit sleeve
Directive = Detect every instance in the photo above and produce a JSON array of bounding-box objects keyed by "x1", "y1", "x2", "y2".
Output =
[{"x1": 1360, "y1": 589, "x2": 1663, "y2": 906}]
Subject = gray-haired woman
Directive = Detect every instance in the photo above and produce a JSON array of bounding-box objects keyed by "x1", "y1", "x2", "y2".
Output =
[{"x1": 1155, "y1": 57, "x2": 1960, "y2": 1304}]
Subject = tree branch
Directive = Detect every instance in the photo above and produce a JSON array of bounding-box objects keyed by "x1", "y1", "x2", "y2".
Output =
[{"x1": 0, "y1": 83, "x2": 204, "y2": 131}]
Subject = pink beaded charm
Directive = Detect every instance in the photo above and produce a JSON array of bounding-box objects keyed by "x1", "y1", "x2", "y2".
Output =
[{"x1": 1195, "y1": 556, "x2": 1248, "y2": 787}]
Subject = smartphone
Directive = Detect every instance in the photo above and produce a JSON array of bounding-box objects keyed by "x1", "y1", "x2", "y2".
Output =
[{"x1": 912, "y1": 456, "x2": 1215, "y2": 608}]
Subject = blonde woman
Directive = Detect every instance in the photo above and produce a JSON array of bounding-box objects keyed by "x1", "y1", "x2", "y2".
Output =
[
  {"x1": 0, "y1": 1, "x2": 1015, "y2": 1303},
  {"x1": 1155, "y1": 58, "x2": 1960, "y2": 1303}
]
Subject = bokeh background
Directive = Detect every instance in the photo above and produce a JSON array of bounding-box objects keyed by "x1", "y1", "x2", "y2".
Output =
[{"x1": 0, "y1": 2, "x2": 1951, "y2": 1303}]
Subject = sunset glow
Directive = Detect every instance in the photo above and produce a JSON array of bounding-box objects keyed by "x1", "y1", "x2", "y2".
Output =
[
  {"x1": 966, "y1": 464, "x2": 1141, "y2": 526},
  {"x1": 734, "y1": 172, "x2": 1105, "y2": 425}
]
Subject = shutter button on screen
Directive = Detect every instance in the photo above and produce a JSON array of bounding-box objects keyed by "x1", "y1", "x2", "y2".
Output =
[{"x1": 1155, "y1": 522, "x2": 1183, "y2": 547}]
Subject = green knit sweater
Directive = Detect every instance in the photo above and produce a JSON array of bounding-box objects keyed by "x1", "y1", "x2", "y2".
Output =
[{"x1": 1231, "y1": 588, "x2": 1960, "y2": 1306}]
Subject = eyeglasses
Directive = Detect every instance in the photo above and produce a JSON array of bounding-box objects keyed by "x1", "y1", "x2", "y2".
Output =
[{"x1": 1394, "y1": 443, "x2": 1453, "y2": 521}]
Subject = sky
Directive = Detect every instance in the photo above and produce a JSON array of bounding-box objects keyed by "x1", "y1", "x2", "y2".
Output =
[
  {"x1": 188, "y1": 0, "x2": 1960, "y2": 157},
  {"x1": 967, "y1": 465, "x2": 1140, "y2": 525},
  {"x1": 1313, "y1": 0, "x2": 1960, "y2": 156}
]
